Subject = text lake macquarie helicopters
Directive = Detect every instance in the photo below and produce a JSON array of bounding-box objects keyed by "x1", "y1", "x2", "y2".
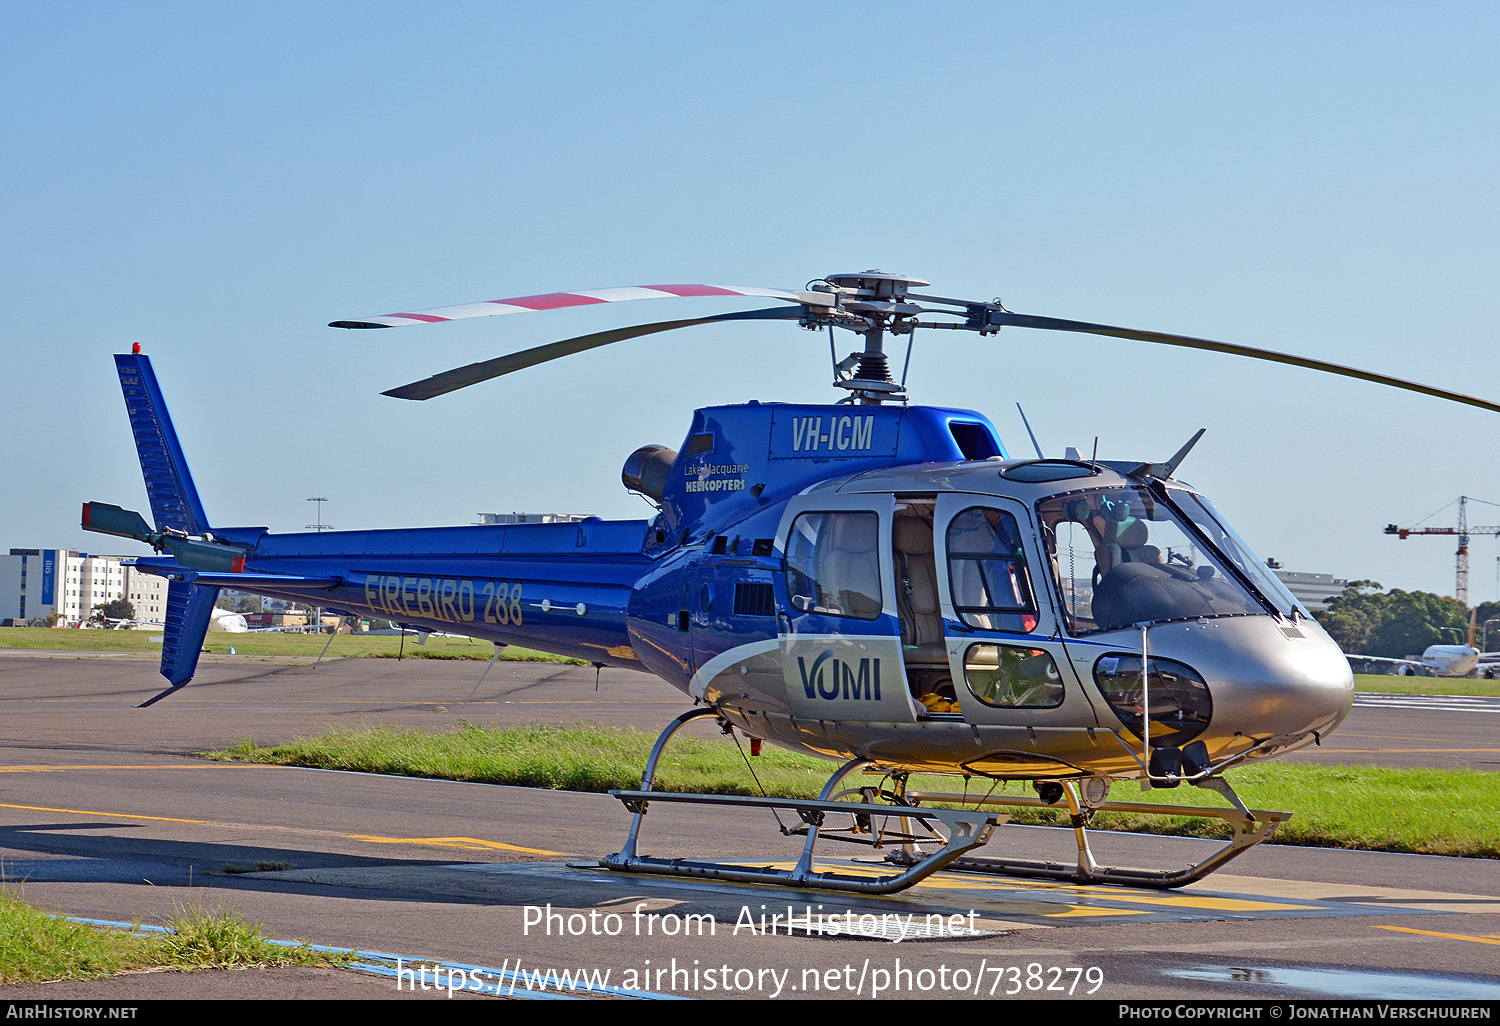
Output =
[{"x1": 81, "y1": 270, "x2": 1500, "y2": 894}]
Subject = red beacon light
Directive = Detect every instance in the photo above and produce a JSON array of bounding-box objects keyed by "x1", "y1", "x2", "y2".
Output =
[{"x1": 132, "y1": 342, "x2": 141, "y2": 354}]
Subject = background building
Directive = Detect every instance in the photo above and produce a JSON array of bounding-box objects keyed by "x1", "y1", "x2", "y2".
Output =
[
  {"x1": 476, "y1": 513, "x2": 593, "y2": 525},
  {"x1": 0, "y1": 549, "x2": 167, "y2": 624},
  {"x1": 1272, "y1": 570, "x2": 1349, "y2": 612}
]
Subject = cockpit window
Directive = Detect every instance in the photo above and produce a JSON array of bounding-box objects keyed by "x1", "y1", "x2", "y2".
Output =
[
  {"x1": 945, "y1": 507, "x2": 1038, "y2": 632},
  {"x1": 1167, "y1": 487, "x2": 1307, "y2": 619},
  {"x1": 784, "y1": 512, "x2": 883, "y2": 620},
  {"x1": 1036, "y1": 486, "x2": 1266, "y2": 634}
]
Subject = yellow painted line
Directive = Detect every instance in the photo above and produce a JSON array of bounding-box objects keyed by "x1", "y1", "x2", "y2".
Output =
[
  {"x1": 702, "y1": 861, "x2": 1030, "y2": 894},
  {"x1": 0, "y1": 699, "x2": 684, "y2": 706},
  {"x1": 1057, "y1": 886, "x2": 1306, "y2": 912},
  {"x1": 1373, "y1": 925, "x2": 1500, "y2": 947},
  {"x1": 911, "y1": 877, "x2": 1064, "y2": 892},
  {"x1": 1305, "y1": 748, "x2": 1500, "y2": 754},
  {"x1": 0, "y1": 802, "x2": 206, "y2": 824},
  {"x1": 0, "y1": 764, "x2": 253, "y2": 773},
  {"x1": 723, "y1": 864, "x2": 1183, "y2": 913},
  {"x1": 1094, "y1": 893, "x2": 1306, "y2": 912},
  {"x1": 928, "y1": 876, "x2": 1311, "y2": 912},
  {"x1": 348, "y1": 834, "x2": 565, "y2": 857}
]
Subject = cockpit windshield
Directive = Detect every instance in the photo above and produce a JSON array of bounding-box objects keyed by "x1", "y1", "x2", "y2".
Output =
[
  {"x1": 1036, "y1": 485, "x2": 1271, "y2": 635},
  {"x1": 1167, "y1": 487, "x2": 1308, "y2": 619}
]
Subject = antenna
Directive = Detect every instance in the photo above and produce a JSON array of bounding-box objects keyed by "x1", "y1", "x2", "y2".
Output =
[
  {"x1": 306, "y1": 497, "x2": 334, "y2": 532},
  {"x1": 1016, "y1": 404, "x2": 1044, "y2": 459},
  {"x1": 1134, "y1": 428, "x2": 1206, "y2": 480}
]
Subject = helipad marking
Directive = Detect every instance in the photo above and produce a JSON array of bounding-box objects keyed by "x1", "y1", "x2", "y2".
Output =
[
  {"x1": 0, "y1": 802, "x2": 206, "y2": 824},
  {"x1": 737, "y1": 862, "x2": 1309, "y2": 914},
  {"x1": 0, "y1": 764, "x2": 255, "y2": 773},
  {"x1": 1373, "y1": 925, "x2": 1500, "y2": 947},
  {"x1": 348, "y1": 833, "x2": 566, "y2": 856}
]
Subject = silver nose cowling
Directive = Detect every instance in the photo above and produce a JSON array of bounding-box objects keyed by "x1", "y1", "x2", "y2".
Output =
[{"x1": 1082, "y1": 616, "x2": 1353, "y2": 760}]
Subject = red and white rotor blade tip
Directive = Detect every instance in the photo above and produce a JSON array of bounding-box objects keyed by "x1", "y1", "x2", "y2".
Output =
[{"x1": 330, "y1": 284, "x2": 802, "y2": 329}]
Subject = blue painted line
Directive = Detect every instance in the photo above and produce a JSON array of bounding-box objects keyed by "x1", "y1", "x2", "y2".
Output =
[{"x1": 63, "y1": 917, "x2": 685, "y2": 1000}]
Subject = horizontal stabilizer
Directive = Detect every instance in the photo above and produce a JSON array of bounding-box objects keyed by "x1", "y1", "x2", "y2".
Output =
[{"x1": 174, "y1": 571, "x2": 341, "y2": 591}]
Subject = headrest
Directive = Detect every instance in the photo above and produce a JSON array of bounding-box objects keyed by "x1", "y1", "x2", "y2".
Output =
[{"x1": 893, "y1": 518, "x2": 935, "y2": 555}]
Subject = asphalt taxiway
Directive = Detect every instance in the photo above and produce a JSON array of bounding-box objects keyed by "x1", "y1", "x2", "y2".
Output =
[{"x1": 0, "y1": 651, "x2": 1496, "y2": 1000}]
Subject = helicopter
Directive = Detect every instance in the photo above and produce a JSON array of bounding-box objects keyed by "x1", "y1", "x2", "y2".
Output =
[{"x1": 81, "y1": 270, "x2": 1500, "y2": 894}]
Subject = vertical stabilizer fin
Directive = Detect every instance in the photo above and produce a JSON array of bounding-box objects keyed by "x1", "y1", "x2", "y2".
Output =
[
  {"x1": 137, "y1": 580, "x2": 219, "y2": 707},
  {"x1": 114, "y1": 353, "x2": 210, "y2": 535}
]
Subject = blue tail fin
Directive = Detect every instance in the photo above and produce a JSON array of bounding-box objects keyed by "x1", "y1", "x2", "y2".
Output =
[
  {"x1": 115, "y1": 352, "x2": 216, "y2": 704},
  {"x1": 136, "y1": 581, "x2": 220, "y2": 707},
  {"x1": 115, "y1": 353, "x2": 211, "y2": 536}
]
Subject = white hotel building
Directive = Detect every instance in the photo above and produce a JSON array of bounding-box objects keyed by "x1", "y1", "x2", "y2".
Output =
[{"x1": 0, "y1": 549, "x2": 168, "y2": 624}]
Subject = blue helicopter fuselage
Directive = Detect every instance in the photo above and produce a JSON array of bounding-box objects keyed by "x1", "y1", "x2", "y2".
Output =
[
  {"x1": 109, "y1": 351, "x2": 1351, "y2": 778},
  {"x1": 141, "y1": 398, "x2": 1008, "y2": 683}
]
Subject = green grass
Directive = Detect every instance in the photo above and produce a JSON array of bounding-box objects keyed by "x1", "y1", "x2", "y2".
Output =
[
  {"x1": 0, "y1": 886, "x2": 347, "y2": 984},
  {"x1": 211, "y1": 722, "x2": 839, "y2": 797},
  {"x1": 6, "y1": 628, "x2": 1496, "y2": 686},
  {"x1": 218, "y1": 861, "x2": 291, "y2": 875},
  {"x1": 210, "y1": 722, "x2": 1500, "y2": 859},
  {"x1": 0, "y1": 625, "x2": 582, "y2": 663},
  {"x1": 1351, "y1": 672, "x2": 1500, "y2": 697},
  {"x1": 1001, "y1": 764, "x2": 1500, "y2": 858}
]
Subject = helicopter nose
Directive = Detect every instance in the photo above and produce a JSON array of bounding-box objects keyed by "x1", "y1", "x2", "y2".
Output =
[{"x1": 1125, "y1": 617, "x2": 1353, "y2": 748}]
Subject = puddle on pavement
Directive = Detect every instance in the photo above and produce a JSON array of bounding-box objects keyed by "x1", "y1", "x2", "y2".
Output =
[{"x1": 1166, "y1": 964, "x2": 1500, "y2": 1000}]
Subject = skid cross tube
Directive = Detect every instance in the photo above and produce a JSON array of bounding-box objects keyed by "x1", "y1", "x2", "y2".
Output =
[
  {"x1": 896, "y1": 779, "x2": 1290, "y2": 889},
  {"x1": 602, "y1": 714, "x2": 1282, "y2": 893},
  {"x1": 601, "y1": 717, "x2": 1002, "y2": 894},
  {"x1": 602, "y1": 789, "x2": 1001, "y2": 894}
]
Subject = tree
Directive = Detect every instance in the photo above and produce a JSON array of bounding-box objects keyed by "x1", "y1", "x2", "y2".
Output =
[
  {"x1": 1472, "y1": 600, "x2": 1500, "y2": 651},
  {"x1": 1368, "y1": 590, "x2": 1467, "y2": 657},
  {"x1": 1315, "y1": 580, "x2": 1469, "y2": 657},
  {"x1": 216, "y1": 591, "x2": 262, "y2": 614},
  {"x1": 99, "y1": 598, "x2": 135, "y2": 621},
  {"x1": 1315, "y1": 581, "x2": 1385, "y2": 654}
]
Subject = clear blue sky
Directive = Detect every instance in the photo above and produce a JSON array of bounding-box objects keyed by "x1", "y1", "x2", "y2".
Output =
[{"x1": 3, "y1": 2, "x2": 1497, "y2": 600}]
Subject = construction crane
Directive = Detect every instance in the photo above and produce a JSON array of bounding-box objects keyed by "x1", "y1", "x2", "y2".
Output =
[{"x1": 1385, "y1": 496, "x2": 1500, "y2": 606}]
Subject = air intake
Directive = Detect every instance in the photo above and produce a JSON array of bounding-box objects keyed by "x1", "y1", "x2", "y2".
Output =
[{"x1": 622, "y1": 445, "x2": 677, "y2": 503}]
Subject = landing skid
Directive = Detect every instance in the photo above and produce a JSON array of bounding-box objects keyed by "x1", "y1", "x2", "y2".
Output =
[
  {"x1": 602, "y1": 709, "x2": 1290, "y2": 894},
  {"x1": 601, "y1": 710, "x2": 1002, "y2": 894},
  {"x1": 893, "y1": 786, "x2": 1291, "y2": 889}
]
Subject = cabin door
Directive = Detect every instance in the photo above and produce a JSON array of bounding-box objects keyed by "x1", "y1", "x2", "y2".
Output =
[
  {"x1": 777, "y1": 494, "x2": 919, "y2": 723},
  {"x1": 931, "y1": 493, "x2": 1099, "y2": 731}
]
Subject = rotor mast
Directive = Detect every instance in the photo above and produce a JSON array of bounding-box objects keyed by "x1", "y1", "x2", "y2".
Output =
[{"x1": 812, "y1": 270, "x2": 930, "y2": 405}]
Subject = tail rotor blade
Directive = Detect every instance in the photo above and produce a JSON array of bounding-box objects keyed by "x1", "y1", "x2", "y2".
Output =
[
  {"x1": 384, "y1": 306, "x2": 802, "y2": 400},
  {"x1": 992, "y1": 312, "x2": 1500, "y2": 416},
  {"x1": 81, "y1": 502, "x2": 153, "y2": 542}
]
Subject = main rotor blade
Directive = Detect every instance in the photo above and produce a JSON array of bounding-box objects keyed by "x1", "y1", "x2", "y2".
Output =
[
  {"x1": 383, "y1": 306, "x2": 802, "y2": 400},
  {"x1": 333, "y1": 284, "x2": 805, "y2": 330},
  {"x1": 994, "y1": 312, "x2": 1500, "y2": 415}
]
